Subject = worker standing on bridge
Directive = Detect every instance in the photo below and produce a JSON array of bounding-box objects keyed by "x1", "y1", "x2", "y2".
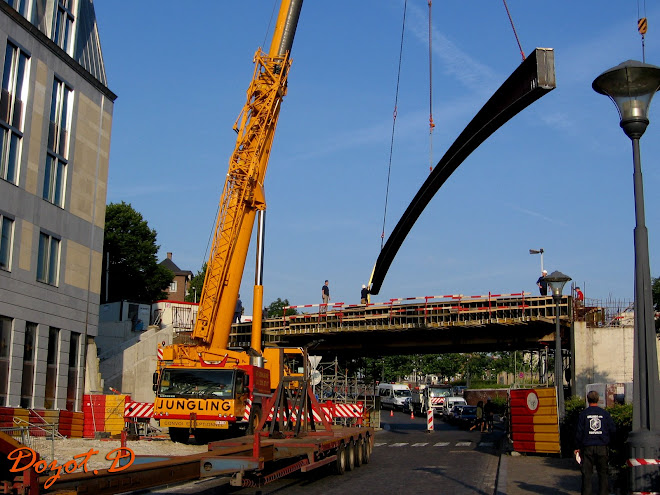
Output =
[
  {"x1": 322, "y1": 280, "x2": 330, "y2": 311},
  {"x1": 361, "y1": 284, "x2": 370, "y2": 304},
  {"x1": 234, "y1": 294, "x2": 243, "y2": 323},
  {"x1": 537, "y1": 269, "x2": 548, "y2": 295}
]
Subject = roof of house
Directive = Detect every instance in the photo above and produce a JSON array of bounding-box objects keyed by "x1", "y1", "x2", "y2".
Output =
[{"x1": 159, "y1": 257, "x2": 193, "y2": 277}]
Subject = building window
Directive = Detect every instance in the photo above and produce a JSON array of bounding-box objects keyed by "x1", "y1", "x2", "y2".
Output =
[
  {"x1": 0, "y1": 215, "x2": 13, "y2": 270},
  {"x1": 0, "y1": 41, "x2": 29, "y2": 185},
  {"x1": 53, "y1": 0, "x2": 75, "y2": 55},
  {"x1": 20, "y1": 321, "x2": 36, "y2": 408},
  {"x1": 37, "y1": 232, "x2": 60, "y2": 285},
  {"x1": 66, "y1": 332, "x2": 79, "y2": 411},
  {"x1": 169, "y1": 281, "x2": 177, "y2": 292},
  {"x1": 3, "y1": 0, "x2": 32, "y2": 18},
  {"x1": 44, "y1": 326, "x2": 59, "y2": 409},
  {"x1": 43, "y1": 78, "x2": 71, "y2": 207},
  {"x1": 0, "y1": 316, "x2": 11, "y2": 407}
]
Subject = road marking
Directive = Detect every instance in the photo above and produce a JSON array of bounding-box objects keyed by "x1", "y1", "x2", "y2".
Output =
[{"x1": 375, "y1": 441, "x2": 478, "y2": 448}]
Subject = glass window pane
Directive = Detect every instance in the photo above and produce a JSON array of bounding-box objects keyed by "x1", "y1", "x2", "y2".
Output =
[
  {"x1": 6, "y1": 132, "x2": 19, "y2": 183},
  {"x1": 0, "y1": 316, "x2": 11, "y2": 358},
  {"x1": 48, "y1": 237, "x2": 59, "y2": 285},
  {"x1": 49, "y1": 80, "x2": 58, "y2": 123},
  {"x1": 24, "y1": 322, "x2": 35, "y2": 362},
  {"x1": 0, "y1": 127, "x2": 7, "y2": 179},
  {"x1": 42, "y1": 155, "x2": 53, "y2": 200},
  {"x1": 2, "y1": 44, "x2": 13, "y2": 92},
  {"x1": 0, "y1": 216, "x2": 12, "y2": 269},
  {"x1": 54, "y1": 160, "x2": 64, "y2": 206},
  {"x1": 68, "y1": 333, "x2": 78, "y2": 368},
  {"x1": 47, "y1": 327, "x2": 59, "y2": 364},
  {"x1": 37, "y1": 232, "x2": 47, "y2": 281}
]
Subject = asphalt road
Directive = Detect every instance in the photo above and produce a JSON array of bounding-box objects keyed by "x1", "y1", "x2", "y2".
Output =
[{"x1": 141, "y1": 410, "x2": 502, "y2": 495}]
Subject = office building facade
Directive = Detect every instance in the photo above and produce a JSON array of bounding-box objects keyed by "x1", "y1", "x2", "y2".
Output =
[{"x1": 0, "y1": 0, "x2": 115, "y2": 410}]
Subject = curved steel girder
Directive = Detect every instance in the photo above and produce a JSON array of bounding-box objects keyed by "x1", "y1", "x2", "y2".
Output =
[{"x1": 370, "y1": 48, "x2": 556, "y2": 294}]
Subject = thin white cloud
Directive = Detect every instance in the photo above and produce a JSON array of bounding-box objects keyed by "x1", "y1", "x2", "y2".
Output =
[
  {"x1": 510, "y1": 204, "x2": 567, "y2": 227},
  {"x1": 405, "y1": 2, "x2": 500, "y2": 96}
]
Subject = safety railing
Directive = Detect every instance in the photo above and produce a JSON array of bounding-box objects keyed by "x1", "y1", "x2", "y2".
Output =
[{"x1": 1, "y1": 419, "x2": 59, "y2": 463}]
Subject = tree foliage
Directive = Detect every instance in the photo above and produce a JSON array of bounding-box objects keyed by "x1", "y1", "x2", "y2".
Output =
[
  {"x1": 265, "y1": 298, "x2": 297, "y2": 317},
  {"x1": 185, "y1": 263, "x2": 206, "y2": 303},
  {"x1": 363, "y1": 351, "x2": 524, "y2": 384},
  {"x1": 101, "y1": 202, "x2": 173, "y2": 304}
]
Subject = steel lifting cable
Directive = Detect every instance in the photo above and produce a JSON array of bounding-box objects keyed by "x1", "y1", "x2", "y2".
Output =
[
  {"x1": 380, "y1": 0, "x2": 408, "y2": 250},
  {"x1": 502, "y1": 0, "x2": 525, "y2": 61},
  {"x1": 638, "y1": 0, "x2": 648, "y2": 62},
  {"x1": 428, "y1": 1, "x2": 435, "y2": 173}
]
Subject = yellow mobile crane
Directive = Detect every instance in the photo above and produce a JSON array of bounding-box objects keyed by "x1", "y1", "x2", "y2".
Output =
[{"x1": 153, "y1": 0, "x2": 304, "y2": 444}]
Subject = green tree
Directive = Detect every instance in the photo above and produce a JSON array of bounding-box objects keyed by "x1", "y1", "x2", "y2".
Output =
[
  {"x1": 101, "y1": 202, "x2": 173, "y2": 304},
  {"x1": 265, "y1": 298, "x2": 297, "y2": 318},
  {"x1": 185, "y1": 263, "x2": 207, "y2": 303}
]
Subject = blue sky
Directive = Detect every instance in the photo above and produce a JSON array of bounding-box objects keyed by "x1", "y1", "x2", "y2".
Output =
[{"x1": 94, "y1": 1, "x2": 660, "y2": 312}]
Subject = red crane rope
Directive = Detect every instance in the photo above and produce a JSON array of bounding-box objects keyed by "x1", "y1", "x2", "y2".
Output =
[{"x1": 502, "y1": 0, "x2": 525, "y2": 62}]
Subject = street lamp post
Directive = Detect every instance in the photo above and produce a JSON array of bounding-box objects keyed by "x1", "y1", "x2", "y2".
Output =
[
  {"x1": 529, "y1": 248, "x2": 544, "y2": 273},
  {"x1": 543, "y1": 270, "x2": 571, "y2": 421},
  {"x1": 593, "y1": 60, "x2": 660, "y2": 493}
]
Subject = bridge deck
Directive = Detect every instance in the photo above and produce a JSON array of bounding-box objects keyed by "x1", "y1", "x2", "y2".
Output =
[{"x1": 218, "y1": 294, "x2": 572, "y2": 354}]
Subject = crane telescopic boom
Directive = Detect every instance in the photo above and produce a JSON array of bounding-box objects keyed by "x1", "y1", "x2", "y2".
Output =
[{"x1": 185, "y1": 0, "x2": 302, "y2": 362}]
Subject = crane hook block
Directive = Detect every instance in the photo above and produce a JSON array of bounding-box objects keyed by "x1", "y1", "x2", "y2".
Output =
[{"x1": 638, "y1": 18, "x2": 648, "y2": 36}]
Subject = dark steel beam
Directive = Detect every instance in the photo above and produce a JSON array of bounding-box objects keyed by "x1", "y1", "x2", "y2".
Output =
[{"x1": 370, "y1": 48, "x2": 556, "y2": 294}]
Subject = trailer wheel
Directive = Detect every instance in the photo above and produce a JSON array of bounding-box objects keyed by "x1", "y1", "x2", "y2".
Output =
[
  {"x1": 332, "y1": 442, "x2": 346, "y2": 475},
  {"x1": 169, "y1": 427, "x2": 189, "y2": 444},
  {"x1": 363, "y1": 434, "x2": 372, "y2": 464},
  {"x1": 354, "y1": 437, "x2": 364, "y2": 467},
  {"x1": 345, "y1": 440, "x2": 355, "y2": 471}
]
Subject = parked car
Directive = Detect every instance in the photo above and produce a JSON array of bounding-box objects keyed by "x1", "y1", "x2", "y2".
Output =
[
  {"x1": 446, "y1": 404, "x2": 467, "y2": 424},
  {"x1": 456, "y1": 405, "x2": 477, "y2": 429},
  {"x1": 442, "y1": 396, "x2": 467, "y2": 417}
]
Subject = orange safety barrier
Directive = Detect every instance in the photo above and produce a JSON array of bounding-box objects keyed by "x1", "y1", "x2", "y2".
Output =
[
  {"x1": 83, "y1": 394, "x2": 106, "y2": 438},
  {"x1": 509, "y1": 388, "x2": 560, "y2": 454}
]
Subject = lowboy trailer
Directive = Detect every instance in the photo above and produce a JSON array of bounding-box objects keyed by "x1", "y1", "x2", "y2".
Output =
[{"x1": 1, "y1": 379, "x2": 374, "y2": 494}]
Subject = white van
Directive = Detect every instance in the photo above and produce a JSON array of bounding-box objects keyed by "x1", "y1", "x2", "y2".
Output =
[
  {"x1": 442, "y1": 396, "x2": 467, "y2": 417},
  {"x1": 378, "y1": 383, "x2": 412, "y2": 410}
]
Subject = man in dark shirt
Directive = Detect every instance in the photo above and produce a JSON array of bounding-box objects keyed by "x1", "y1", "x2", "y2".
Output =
[
  {"x1": 537, "y1": 269, "x2": 548, "y2": 295},
  {"x1": 234, "y1": 294, "x2": 243, "y2": 323},
  {"x1": 574, "y1": 390, "x2": 616, "y2": 495},
  {"x1": 321, "y1": 280, "x2": 330, "y2": 311}
]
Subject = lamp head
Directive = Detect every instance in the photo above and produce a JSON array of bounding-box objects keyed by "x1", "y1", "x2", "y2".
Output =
[
  {"x1": 543, "y1": 270, "x2": 572, "y2": 301},
  {"x1": 593, "y1": 60, "x2": 660, "y2": 139}
]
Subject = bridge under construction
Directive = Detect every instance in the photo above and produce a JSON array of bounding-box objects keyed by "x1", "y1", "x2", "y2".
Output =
[{"x1": 225, "y1": 293, "x2": 572, "y2": 356}]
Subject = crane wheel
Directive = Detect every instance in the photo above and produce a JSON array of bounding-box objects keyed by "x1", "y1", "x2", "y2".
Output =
[
  {"x1": 169, "y1": 427, "x2": 190, "y2": 444},
  {"x1": 332, "y1": 442, "x2": 346, "y2": 475},
  {"x1": 247, "y1": 405, "x2": 262, "y2": 434},
  {"x1": 345, "y1": 440, "x2": 355, "y2": 471}
]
